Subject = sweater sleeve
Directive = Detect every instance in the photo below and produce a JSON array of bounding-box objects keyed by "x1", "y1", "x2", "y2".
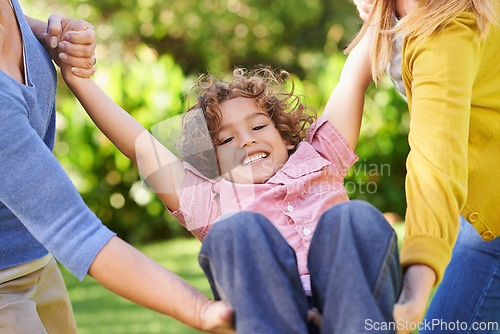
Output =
[
  {"x1": 400, "y1": 13, "x2": 480, "y2": 284},
  {"x1": 0, "y1": 93, "x2": 115, "y2": 280}
]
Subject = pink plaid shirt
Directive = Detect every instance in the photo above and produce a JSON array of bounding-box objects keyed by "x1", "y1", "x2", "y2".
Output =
[{"x1": 170, "y1": 118, "x2": 358, "y2": 294}]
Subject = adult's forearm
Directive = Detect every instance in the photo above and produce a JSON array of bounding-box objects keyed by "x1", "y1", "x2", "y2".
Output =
[
  {"x1": 394, "y1": 264, "x2": 436, "y2": 334},
  {"x1": 88, "y1": 236, "x2": 211, "y2": 330}
]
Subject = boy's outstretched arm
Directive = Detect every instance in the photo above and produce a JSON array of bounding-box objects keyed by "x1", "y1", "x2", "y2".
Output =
[
  {"x1": 322, "y1": 26, "x2": 373, "y2": 150},
  {"x1": 60, "y1": 51, "x2": 184, "y2": 211}
]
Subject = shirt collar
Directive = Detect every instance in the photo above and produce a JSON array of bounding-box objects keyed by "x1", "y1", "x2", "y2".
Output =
[{"x1": 267, "y1": 142, "x2": 331, "y2": 182}]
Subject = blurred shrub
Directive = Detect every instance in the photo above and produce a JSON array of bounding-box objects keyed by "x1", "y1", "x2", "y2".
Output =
[
  {"x1": 25, "y1": 0, "x2": 409, "y2": 242},
  {"x1": 27, "y1": 0, "x2": 362, "y2": 74}
]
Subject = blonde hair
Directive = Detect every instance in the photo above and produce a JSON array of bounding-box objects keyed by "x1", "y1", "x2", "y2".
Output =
[{"x1": 347, "y1": 0, "x2": 500, "y2": 82}]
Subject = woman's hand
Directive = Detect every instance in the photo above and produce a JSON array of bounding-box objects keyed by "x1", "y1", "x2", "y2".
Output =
[
  {"x1": 198, "y1": 300, "x2": 235, "y2": 334},
  {"x1": 393, "y1": 264, "x2": 436, "y2": 334},
  {"x1": 41, "y1": 14, "x2": 96, "y2": 78}
]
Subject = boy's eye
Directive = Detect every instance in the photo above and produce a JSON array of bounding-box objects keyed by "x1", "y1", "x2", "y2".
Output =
[
  {"x1": 253, "y1": 125, "x2": 266, "y2": 131},
  {"x1": 219, "y1": 137, "x2": 233, "y2": 145}
]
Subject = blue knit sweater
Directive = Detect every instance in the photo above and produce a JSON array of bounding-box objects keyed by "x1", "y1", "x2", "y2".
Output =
[{"x1": 0, "y1": 0, "x2": 114, "y2": 280}]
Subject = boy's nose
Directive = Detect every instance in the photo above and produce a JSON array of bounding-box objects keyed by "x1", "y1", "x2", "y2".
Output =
[
  {"x1": 241, "y1": 138, "x2": 257, "y2": 148},
  {"x1": 239, "y1": 133, "x2": 258, "y2": 148}
]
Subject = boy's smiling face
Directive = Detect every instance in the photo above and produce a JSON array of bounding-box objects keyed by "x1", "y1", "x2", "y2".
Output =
[{"x1": 216, "y1": 97, "x2": 295, "y2": 184}]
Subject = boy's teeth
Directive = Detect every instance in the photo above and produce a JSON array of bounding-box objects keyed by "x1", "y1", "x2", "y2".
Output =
[{"x1": 242, "y1": 152, "x2": 268, "y2": 165}]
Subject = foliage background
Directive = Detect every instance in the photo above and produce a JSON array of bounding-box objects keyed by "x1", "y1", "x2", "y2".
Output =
[{"x1": 24, "y1": 0, "x2": 410, "y2": 243}]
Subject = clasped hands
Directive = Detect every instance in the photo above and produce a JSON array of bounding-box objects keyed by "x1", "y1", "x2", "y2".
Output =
[{"x1": 35, "y1": 14, "x2": 96, "y2": 78}]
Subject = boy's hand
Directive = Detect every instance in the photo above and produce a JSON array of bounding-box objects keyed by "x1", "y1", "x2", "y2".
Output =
[
  {"x1": 353, "y1": 0, "x2": 374, "y2": 22},
  {"x1": 41, "y1": 14, "x2": 96, "y2": 78},
  {"x1": 199, "y1": 300, "x2": 235, "y2": 334}
]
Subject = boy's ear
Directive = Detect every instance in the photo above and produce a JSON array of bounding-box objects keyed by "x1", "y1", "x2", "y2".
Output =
[{"x1": 284, "y1": 139, "x2": 295, "y2": 151}]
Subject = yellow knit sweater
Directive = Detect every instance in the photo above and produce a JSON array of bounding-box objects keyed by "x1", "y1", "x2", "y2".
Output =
[{"x1": 401, "y1": 11, "x2": 500, "y2": 284}]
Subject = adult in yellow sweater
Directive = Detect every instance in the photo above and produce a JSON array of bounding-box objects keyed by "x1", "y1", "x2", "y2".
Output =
[{"x1": 351, "y1": 0, "x2": 500, "y2": 333}]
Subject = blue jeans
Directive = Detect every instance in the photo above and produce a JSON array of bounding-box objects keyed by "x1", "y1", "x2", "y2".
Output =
[
  {"x1": 421, "y1": 216, "x2": 500, "y2": 334},
  {"x1": 199, "y1": 200, "x2": 402, "y2": 334}
]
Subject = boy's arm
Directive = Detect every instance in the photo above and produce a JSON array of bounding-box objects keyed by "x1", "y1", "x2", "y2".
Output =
[
  {"x1": 322, "y1": 26, "x2": 373, "y2": 150},
  {"x1": 61, "y1": 64, "x2": 184, "y2": 211}
]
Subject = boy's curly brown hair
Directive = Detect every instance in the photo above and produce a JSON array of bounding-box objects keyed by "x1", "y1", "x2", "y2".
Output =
[{"x1": 177, "y1": 66, "x2": 316, "y2": 179}]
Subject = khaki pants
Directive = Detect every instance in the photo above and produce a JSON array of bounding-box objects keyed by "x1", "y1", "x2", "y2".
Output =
[{"x1": 0, "y1": 255, "x2": 77, "y2": 334}]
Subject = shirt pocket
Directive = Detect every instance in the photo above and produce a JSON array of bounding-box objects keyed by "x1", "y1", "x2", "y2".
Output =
[{"x1": 281, "y1": 156, "x2": 343, "y2": 196}]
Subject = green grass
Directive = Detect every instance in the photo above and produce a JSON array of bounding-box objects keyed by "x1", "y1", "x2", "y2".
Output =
[{"x1": 60, "y1": 237, "x2": 210, "y2": 334}]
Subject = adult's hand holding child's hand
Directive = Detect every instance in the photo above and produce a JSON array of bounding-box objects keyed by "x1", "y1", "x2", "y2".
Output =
[
  {"x1": 41, "y1": 14, "x2": 96, "y2": 78},
  {"x1": 393, "y1": 265, "x2": 436, "y2": 334},
  {"x1": 199, "y1": 300, "x2": 235, "y2": 334}
]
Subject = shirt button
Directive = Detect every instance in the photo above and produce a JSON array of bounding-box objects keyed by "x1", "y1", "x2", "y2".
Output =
[
  {"x1": 303, "y1": 228, "x2": 311, "y2": 236},
  {"x1": 287, "y1": 204, "x2": 294, "y2": 212},
  {"x1": 468, "y1": 212, "x2": 479, "y2": 223},
  {"x1": 481, "y1": 231, "x2": 495, "y2": 241}
]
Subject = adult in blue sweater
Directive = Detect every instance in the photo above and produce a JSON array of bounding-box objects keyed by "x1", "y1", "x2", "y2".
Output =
[{"x1": 0, "y1": 1, "x2": 233, "y2": 333}]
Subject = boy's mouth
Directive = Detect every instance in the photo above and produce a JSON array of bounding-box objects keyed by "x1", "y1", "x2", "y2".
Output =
[{"x1": 242, "y1": 152, "x2": 269, "y2": 166}]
